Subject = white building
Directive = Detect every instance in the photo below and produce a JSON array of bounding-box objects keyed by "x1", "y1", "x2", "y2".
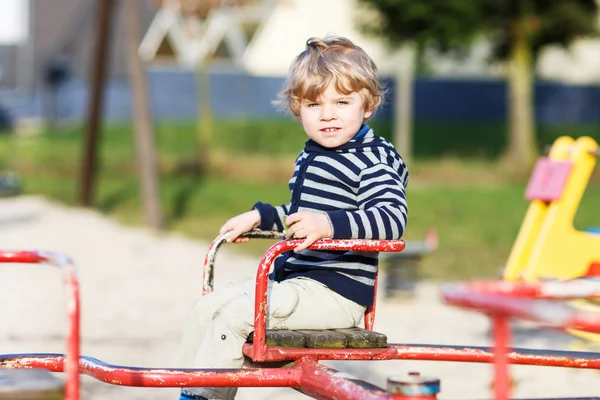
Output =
[{"x1": 240, "y1": 0, "x2": 600, "y2": 83}]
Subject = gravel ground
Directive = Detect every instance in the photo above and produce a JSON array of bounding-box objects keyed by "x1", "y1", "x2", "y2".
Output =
[{"x1": 0, "y1": 195, "x2": 598, "y2": 399}]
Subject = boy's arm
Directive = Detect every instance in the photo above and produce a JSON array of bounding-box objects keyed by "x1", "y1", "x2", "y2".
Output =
[
  {"x1": 252, "y1": 202, "x2": 290, "y2": 232},
  {"x1": 326, "y1": 163, "x2": 408, "y2": 240}
]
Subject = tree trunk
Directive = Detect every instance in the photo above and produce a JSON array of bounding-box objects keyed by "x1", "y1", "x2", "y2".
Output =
[
  {"x1": 124, "y1": 0, "x2": 164, "y2": 230},
  {"x1": 505, "y1": 27, "x2": 537, "y2": 170},
  {"x1": 393, "y1": 47, "x2": 415, "y2": 163}
]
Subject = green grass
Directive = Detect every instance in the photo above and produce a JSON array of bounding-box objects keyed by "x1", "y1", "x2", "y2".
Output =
[
  {"x1": 409, "y1": 184, "x2": 600, "y2": 280},
  {"x1": 2, "y1": 120, "x2": 600, "y2": 280}
]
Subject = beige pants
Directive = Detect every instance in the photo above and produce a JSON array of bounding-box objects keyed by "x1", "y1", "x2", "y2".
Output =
[{"x1": 179, "y1": 276, "x2": 366, "y2": 400}]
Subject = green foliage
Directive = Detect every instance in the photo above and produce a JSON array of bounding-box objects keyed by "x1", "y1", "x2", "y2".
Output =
[
  {"x1": 358, "y1": 0, "x2": 599, "y2": 61},
  {"x1": 410, "y1": 182, "x2": 600, "y2": 280},
  {"x1": 358, "y1": 0, "x2": 485, "y2": 54}
]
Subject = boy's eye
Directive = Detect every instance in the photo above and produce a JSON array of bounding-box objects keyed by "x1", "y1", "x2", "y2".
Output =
[
  {"x1": 337, "y1": 101, "x2": 349, "y2": 105},
  {"x1": 307, "y1": 103, "x2": 320, "y2": 107}
]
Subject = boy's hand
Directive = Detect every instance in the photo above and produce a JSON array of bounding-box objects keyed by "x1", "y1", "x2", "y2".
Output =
[
  {"x1": 219, "y1": 210, "x2": 261, "y2": 243},
  {"x1": 284, "y1": 212, "x2": 332, "y2": 252}
]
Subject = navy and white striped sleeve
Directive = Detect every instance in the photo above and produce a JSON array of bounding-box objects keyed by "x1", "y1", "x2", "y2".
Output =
[
  {"x1": 327, "y1": 163, "x2": 408, "y2": 240},
  {"x1": 252, "y1": 202, "x2": 290, "y2": 232}
]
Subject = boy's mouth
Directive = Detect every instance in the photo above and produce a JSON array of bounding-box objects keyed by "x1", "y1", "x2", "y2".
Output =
[{"x1": 321, "y1": 127, "x2": 341, "y2": 133}]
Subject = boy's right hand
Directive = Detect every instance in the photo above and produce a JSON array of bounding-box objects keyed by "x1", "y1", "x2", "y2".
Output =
[{"x1": 219, "y1": 210, "x2": 261, "y2": 243}]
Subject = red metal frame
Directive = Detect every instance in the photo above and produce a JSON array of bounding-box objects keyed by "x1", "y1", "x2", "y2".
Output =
[
  {"x1": 246, "y1": 234, "x2": 405, "y2": 362},
  {"x1": 201, "y1": 230, "x2": 404, "y2": 337},
  {"x1": 442, "y1": 280, "x2": 600, "y2": 400},
  {"x1": 0, "y1": 251, "x2": 80, "y2": 400},
  {"x1": 4, "y1": 240, "x2": 600, "y2": 400}
]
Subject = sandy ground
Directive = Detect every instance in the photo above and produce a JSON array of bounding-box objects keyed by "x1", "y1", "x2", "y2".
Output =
[{"x1": 0, "y1": 195, "x2": 599, "y2": 400}]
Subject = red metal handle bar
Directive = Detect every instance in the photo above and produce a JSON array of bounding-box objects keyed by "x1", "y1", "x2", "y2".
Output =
[
  {"x1": 252, "y1": 238, "x2": 405, "y2": 362},
  {"x1": 0, "y1": 353, "x2": 413, "y2": 399},
  {"x1": 296, "y1": 357, "x2": 392, "y2": 400},
  {"x1": 243, "y1": 341, "x2": 600, "y2": 368},
  {"x1": 5, "y1": 343, "x2": 600, "y2": 376},
  {"x1": 4, "y1": 343, "x2": 600, "y2": 387},
  {"x1": 445, "y1": 280, "x2": 600, "y2": 300},
  {"x1": 443, "y1": 280, "x2": 600, "y2": 400},
  {"x1": 443, "y1": 284, "x2": 600, "y2": 333},
  {"x1": 202, "y1": 229, "x2": 282, "y2": 295},
  {"x1": 0, "y1": 250, "x2": 80, "y2": 400},
  {"x1": 0, "y1": 353, "x2": 301, "y2": 388}
]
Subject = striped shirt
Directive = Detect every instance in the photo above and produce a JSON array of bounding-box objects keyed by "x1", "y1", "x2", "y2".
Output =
[{"x1": 253, "y1": 125, "x2": 408, "y2": 306}]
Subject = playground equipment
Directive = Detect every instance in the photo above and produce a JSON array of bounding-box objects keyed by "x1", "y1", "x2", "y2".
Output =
[
  {"x1": 502, "y1": 136, "x2": 600, "y2": 344},
  {"x1": 3, "y1": 230, "x2": 600, "y2": 400},
  {"x1": 503, "y1": 136, "x2": 600, "y2": 282}
]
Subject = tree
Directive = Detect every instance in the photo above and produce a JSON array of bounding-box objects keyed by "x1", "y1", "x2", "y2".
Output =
[{"x1": 358, "y1": 0, "x2": 598, "y2": 169}]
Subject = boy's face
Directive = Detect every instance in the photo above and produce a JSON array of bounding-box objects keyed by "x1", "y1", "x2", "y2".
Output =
[{"x1": 299, "y1": 83, "x2": 373, "y2": 148}]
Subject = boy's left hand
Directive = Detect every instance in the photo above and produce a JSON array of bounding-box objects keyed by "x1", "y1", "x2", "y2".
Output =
[{"x1": 284, "y1": 212, "x2": 332, "y2": 252}]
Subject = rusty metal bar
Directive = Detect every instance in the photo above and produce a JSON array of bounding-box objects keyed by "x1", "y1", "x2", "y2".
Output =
[
  {"x1": 0, "y1": 354, "x2": 301, "y2": 388},
  {"x1": 202, "y1": 229, "x2": 282, "y2": 295},
  {"x1": 3, "y1": 350, "x2": 600, "y2": 398},
  {"x1": 242, "y1": 342, "x2": 600, "y2": 369},
  {"x1": 296, "y1": 357, "x2": 391, "y2": 400},
  {"x1": 0, "y1": 251, "x2": 80, "y2": 400}
]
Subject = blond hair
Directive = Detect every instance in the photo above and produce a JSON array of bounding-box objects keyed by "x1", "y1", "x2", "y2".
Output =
[{"x1": 274, "y1": 36, "x2": 385, "y2": 118}]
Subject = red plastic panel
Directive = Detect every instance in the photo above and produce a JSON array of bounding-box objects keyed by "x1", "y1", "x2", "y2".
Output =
[{"x1": 525, "y1": 158, "x2": 573, "y2": 202}]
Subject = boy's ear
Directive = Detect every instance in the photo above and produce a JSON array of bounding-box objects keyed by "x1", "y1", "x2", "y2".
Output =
[{"x1": 363, "y1": 108, "x2": 374, "y2": 120}]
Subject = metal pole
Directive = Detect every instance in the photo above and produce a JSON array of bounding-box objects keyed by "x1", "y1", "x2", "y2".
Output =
[
  {"x1": 78, "y1": 0, "x2": 115, "y2": 206},
  {"x1": 124, "y1": 0, "x2": 164, "y2": 230},
  {"x1": 492, "y1": 314, "x2": 511, "y2": 400}
]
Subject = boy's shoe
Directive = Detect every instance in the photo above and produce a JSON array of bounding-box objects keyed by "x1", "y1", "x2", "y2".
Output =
[{"x1": 179, "y1": 389, "x2": 210, "y2": 400}]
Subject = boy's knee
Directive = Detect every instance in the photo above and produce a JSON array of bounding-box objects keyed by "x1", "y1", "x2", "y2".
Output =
[{"x1": 270, "y1": 282, "x2": 300, "y2": 319}]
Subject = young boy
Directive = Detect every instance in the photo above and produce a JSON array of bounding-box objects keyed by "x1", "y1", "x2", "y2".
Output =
[{"x1": 179, "y1": 35, "x2": 408, "y2": 400}]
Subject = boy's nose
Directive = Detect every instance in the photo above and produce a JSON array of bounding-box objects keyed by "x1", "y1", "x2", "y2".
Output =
[{"x1": 320, "y1": 106, "x2": 336, "y2": 121}]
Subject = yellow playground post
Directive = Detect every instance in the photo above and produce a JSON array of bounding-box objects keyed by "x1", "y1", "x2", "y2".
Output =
[{"x1": 503, "y1": 136, "x2": 600, "y2": 282}]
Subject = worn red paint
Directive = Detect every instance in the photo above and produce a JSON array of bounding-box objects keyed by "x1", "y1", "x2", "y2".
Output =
[
  {"x1": 0, "y1": 250, "x2": 80, "y2": 400},
  {"x1": 241, "y1": 343, "x2": 600, "y2": 368},
  {"x1": 492, "y1": 315, "x2": 511, "y2": 400},
  {"x1": 442, "y1": 279, "x2": 600, "y2": 400},
  {"x1": 251, "y1": 236, "x2": 405, "y2": 362},
  {"x1": 296, "y1": 357, "x2": 391, "y2": 400},
  {"x1": 6, "y1": 244, "x2": 600, "y2": 400},
  {"x1": 200, "y1": 230, "x2": 405, "y2": 360},
  {"x1": 202, "y1": 230, "x2": 284, "y2": 295},
  {"x1": 0, "y1": 354, "x2": 302, "y2": 387}
]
